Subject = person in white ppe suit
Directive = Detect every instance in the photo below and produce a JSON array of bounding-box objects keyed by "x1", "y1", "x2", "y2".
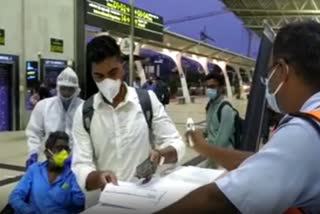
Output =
[{"x1": 25, "y1": 67, "x2": 83, "y2": 168}]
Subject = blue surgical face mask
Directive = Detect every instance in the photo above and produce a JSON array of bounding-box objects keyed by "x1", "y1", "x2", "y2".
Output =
[
  {"x1": 207, "y1": 88, "x2": 218, "y2": 100},
  {"x1": 263, "y1": 67, "x2": 284, "y2": 113}
]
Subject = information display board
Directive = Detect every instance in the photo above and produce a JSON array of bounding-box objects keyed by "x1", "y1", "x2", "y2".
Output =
[
  {"x1": 0, "y1": 64, "x2": 11, "y2": 131},
  {"x1": 50, "y1": 38, "x2": 64, "y2": 53},
  {"x1": 0, "y1": 29, "x2": 5, "y2": 46},
  {"x1": 26, "y1": 61, "x2": 38, "y2": 87},
  {"x1": 86, "y1": 0, "x2": 164, "y2": 41},
  {"x1": 40, "y1": 59, "x2": 67, "y2": 89},
  {"x1": 0, "y1": 54, "x2": 19, "y2": 131}
]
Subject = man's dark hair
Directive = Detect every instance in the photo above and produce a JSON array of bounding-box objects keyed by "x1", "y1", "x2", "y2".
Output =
[
  {"x1": 135, "y1": 76, "x2": 141, "y2": 81},
  {"x1": 39, "y1": 84, "x2": 50, "y2": 100},
  {"x1": 45, "y1": 131, "x2": 69, "y2": 149},
  {"x1": 274, "y1": 20, "x2": 320, "y2": 89},
  {"x1": 205, "y1": 73, "x2": 225, "y2": 86},
  {"x1": 87, "y1": 35, "x2": 122, "y2": 66}
]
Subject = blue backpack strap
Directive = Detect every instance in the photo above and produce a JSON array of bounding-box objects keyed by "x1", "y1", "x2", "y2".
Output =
[
  {"x1": 136, "y1": 88, "x2": 153, "y2": 130},
  {"x1": 217, "y1": 101, "x2": 232, "y2": 122}
]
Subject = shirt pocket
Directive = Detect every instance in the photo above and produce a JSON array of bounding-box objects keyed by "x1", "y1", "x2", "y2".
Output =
[{"x1": 121, "y1": 110, "x2": 148, "y2": 150}]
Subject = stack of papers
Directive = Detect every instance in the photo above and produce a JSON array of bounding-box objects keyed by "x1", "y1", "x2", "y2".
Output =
[
  {"x1": 99, "y1": 182, "x2": 166, "y2": 212},
  {"x1": 98, "y1": 167, "x2": 225, "y2": 213},
  {"x1": 164, "y1": 166, "x2": 226, "y2": 184}
]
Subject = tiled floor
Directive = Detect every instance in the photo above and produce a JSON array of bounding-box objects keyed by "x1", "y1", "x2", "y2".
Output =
[{"x1": 0, "y1": 97, "x2": 247, "y2": 210}]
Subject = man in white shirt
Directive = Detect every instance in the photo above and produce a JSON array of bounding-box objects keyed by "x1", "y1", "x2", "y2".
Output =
[{"x1": 71, "y1": 35, "x2": 185, "y2": 192}]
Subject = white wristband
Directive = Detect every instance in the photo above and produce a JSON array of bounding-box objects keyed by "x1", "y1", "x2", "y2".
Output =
[{"x1": 159, "y1": 156, "x2": 165, "y2": 166}]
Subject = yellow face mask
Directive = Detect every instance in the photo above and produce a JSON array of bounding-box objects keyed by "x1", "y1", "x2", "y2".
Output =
[{"x1": 48, "y1": 149, "x2": 69, "y2": 167}]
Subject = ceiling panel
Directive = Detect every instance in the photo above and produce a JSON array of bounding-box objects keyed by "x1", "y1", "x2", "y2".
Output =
[{"x1": 221, "y1": 0, "x2": 320, "y2": 33}]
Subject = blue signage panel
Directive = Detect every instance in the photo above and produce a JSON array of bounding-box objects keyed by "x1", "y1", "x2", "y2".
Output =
[
  {"x1": 26, "y1": 61, "x2": 39, "y2": 86},
  {"x1": 0, "y1": 65, "x2": 11, "y2": 131}
]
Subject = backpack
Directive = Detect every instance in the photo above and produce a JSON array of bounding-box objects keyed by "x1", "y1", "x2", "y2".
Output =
[
  {"x1": 142, "y1": 82, "x2": 156, "y2": 91},
  {"x1": 82, "y1": 88, "x2": 153, "y2": 134},
  {"x1": 217, "y1": 101, "x2": 245, "y2": 149},
  {"x1": 154, "y1": 82, "x2": 170, "y2": 105}
]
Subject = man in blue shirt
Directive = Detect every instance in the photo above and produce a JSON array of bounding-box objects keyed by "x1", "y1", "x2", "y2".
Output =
[
  {"x1": 155, "y1": 21, "x2": 320, "y2": 213},
  {"x1": 142, "y1": 76, "x2": 157, "y2": 91},
  {"x1": 9, "y1": 131, "x2": 85, "y2": 214}
]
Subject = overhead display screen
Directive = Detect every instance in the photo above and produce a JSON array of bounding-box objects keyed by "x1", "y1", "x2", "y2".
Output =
[
  {"x1": 86, "y1": 0, "x2": 164, "y2": 42},
  {"x1": 50, "y1": 38, "x2": 64, "y2": 53},
  {"x1": 0, "y1": 29, "x2": 5, "y2": 46},
  {"x1": 26, "y1": 61, "x2": 39, "y2": 87}
]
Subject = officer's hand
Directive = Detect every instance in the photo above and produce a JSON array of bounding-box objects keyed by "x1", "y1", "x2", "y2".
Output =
[
  {"x1": 99, "y1": 171, "x2": 118, "y2": 190},
  {"x1": 185, "y1": 129, "x2": 207, "y2": 153}
]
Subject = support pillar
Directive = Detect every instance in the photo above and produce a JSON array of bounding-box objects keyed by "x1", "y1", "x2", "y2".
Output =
[
  {"x1": 233, "y1": 64, "x2": 244, "y2": 99},
  {"x1": 216, "y1": 60, "x2": 232, "y2": 98},
  {"x1": 134, "y1": 43, "x2": 146, "y2": 84},
  {"x1": 197, "y1": 57, "x2": 209, "y2": 75},
  {"x1": 174, "y1": 53, "x2": 191, "y2": 103}
]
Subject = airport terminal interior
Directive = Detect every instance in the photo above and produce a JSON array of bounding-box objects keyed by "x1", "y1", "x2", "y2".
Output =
[{"x1": 1, "y1": 0, "x2": 320, "y2": 213}]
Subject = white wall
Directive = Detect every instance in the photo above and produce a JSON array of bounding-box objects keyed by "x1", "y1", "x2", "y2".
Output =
[
  {"x1": 0, "y1": 0, "x2": 75, "y2": 129},
  {"x1": 0, "y1": 0, "x2": 75, "y2": 60},
  {"x1": 0, "y1": 0, "x2": 23, "y2": 55},
  {"x1": 24, "y1": 0, "x2": 75, "y2": 61},
  {"x1": 0, "y1": 0, "x2": 24, "y2": 129}
]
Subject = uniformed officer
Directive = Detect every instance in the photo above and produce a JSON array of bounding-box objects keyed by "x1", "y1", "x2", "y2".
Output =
[{"x1": 156, "y1": 20, "x2": 320, "y2": 214}]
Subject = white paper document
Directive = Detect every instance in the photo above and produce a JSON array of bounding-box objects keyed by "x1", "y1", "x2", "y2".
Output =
[
  {"x1": 99, "y1": 181, "x2": 166, "y2": 212},
  {"x1": 164, "y1": 166, "x2": 225, "y2": 184},
  {"x1": 98, "y1": 167, "x2": 226, "y2": 213}
]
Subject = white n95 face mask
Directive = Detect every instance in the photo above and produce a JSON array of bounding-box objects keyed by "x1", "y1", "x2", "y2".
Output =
[{"x1": 96, "y1": 78, "x2": 121, "y2": 102}]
